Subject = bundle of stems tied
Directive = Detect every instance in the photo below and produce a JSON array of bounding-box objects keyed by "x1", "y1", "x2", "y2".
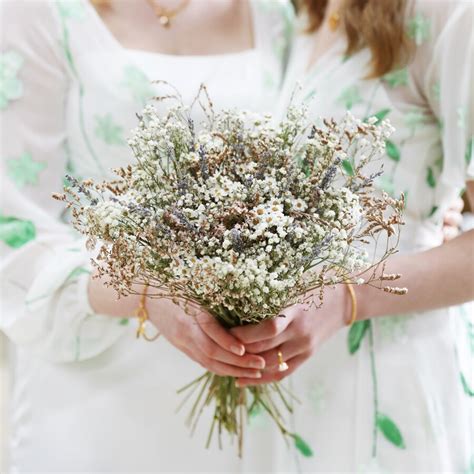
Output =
[{"x1": 54, "y1": 85, "x2": 405, "y2": 457}]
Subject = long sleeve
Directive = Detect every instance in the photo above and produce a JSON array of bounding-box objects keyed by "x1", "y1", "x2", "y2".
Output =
[
  {"x1": 0, "y1": 1, "x2": 127, "y2": 362},
  {"x1": 418, "y1": 0, "x2": 474, "y2": 190}
]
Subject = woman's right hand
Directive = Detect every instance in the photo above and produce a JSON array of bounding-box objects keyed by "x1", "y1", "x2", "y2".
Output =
[{"x1": 147, "y1": 298, "x2": 266, "y2": 379}]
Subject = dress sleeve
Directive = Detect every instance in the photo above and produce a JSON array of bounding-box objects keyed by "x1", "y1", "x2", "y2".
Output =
[
  {"x1": 418, "y1": 0, "x2": 474, "y2": 189},
  {"x1": 0, "y1": 1, "x2": 127, "y2": 362}
]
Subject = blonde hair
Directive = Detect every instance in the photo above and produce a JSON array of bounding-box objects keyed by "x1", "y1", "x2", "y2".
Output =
[{"x1": 300, "y1": 0, "x2": 413, "y2": 78}]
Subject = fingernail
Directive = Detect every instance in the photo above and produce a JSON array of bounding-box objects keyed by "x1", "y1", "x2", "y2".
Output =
[
  {"x1": 231, "y1": 344, "x2": 245, "y2": 356},
  {"x1": 249, "y1": 371, "x2": 262, "y2": 379},
  {"x1": 250, "y1": 359, "x2": 265, "y2": 369}
]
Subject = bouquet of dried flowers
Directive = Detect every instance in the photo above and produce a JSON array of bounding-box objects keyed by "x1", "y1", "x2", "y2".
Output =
[{"x1": 54, "y1": 86, "x2": 404, "y2": 456}]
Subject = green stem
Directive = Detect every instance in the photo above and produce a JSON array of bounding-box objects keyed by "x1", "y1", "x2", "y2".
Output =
[{"x1": 368, "y1": 320, "x2": 379, "y2": 458}]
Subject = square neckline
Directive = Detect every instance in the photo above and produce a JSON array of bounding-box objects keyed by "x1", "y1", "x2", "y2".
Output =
[{"x1": 84, "y1": 0, "x2": 259, "y2": 60}]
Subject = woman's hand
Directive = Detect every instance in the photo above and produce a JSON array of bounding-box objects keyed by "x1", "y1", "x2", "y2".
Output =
[
  {"x1": 230, "y1": 286, "x2": 349, "y2": 387},
  {"x1": 443, "y1": 197, "x2": 464, "y2": 241},
  {"x1": 147, "y1": 298, "x2": 265, "y2": 379}
]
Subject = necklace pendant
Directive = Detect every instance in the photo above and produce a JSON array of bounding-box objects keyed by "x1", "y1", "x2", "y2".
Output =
[{"x1": 159, "y1": 15, "x2": 171, "y2": 27}]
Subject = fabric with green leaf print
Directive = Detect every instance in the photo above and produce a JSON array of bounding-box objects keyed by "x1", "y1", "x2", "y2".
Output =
[
  {"x1": 0, "y1": 214, "x2": 36, "y2": 248},
  {"x1": 121, "y1": 65, "x2": 155, "y2": 107},
  {"x1": 407, "y1": 12, "x2": 431, "y2": 45},
  {"x1": 0, "y1": 50, "x2": 24, "y2": 109},
  {"x1": 275, "y1": 0, "x2": 474, "y2": 471},
  {"x1": 94, "y1": 114, "x2": 126, "y2": 146},
  {"x1": 383, "y1": 68, "x2": 409, "y2": 89},
  {"x1": 337, "y1": 85, "x2": 363, "y2": 110},
  {"x1": 1, "y1": 1, "x2": 307, "y2": 471},
  {"x1": 7, "y1": 152, "x2": 46, "y2": 187}
]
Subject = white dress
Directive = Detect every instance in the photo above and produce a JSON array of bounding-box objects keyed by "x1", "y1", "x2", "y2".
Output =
[
  {"x1": 0, "y1": 0, "x2": 293, "y2": 471},
  {"x1": 242, "y1": 1, "x2": 473, "y2": 472}
]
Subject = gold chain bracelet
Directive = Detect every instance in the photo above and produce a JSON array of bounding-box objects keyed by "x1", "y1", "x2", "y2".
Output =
[
  {"x1": 135, "y1": 285, "x2": 161, "y2": 342},
  {"x1": 345, "y1": 281, "x2": 358, "y2": 326}
]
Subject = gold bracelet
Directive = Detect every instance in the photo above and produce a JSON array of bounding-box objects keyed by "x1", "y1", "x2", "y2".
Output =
[
  {"x1": 345, "y1": 281, "x2": 357, "y2": 326},
  {"x1": 135, "y1": 285, "x2": 161, "y2": 342}
]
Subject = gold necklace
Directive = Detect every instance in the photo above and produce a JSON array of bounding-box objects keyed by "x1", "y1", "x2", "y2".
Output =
[
  {"x1": 328, "y1": 10, "x2": 341, "y2": 31},
  {"x1": 146, "y1": 0, "x2": 191, "y2": 28}
]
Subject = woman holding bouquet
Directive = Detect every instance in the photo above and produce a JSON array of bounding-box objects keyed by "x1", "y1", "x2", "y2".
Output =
[
  {"x1": 1, "y1": 1, "x2": 472, "y2": 474},
  {"x1": 233, "y1": 0, "x2": 474, "y2": 472},
  {"x1": 0, "y1": 0, "x2": 293, "y2": 471}
]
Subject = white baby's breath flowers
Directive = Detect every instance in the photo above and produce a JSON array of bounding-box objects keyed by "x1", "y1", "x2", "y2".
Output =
[{"x1": 57, "y1": 90, "x2": 405, "y2": 454}]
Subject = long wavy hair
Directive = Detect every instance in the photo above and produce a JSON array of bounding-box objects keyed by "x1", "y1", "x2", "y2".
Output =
[{"x1": 300, "y1": 0, "x2": 414, "y2": 78}]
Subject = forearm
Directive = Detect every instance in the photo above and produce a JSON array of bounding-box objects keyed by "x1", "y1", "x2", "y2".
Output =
[
  {"x1": 88, "y1": 269, "x2": 142, "y2": 318},
  {"x1": 357, "y1": 229, "x2": 474, "y2": 319}
]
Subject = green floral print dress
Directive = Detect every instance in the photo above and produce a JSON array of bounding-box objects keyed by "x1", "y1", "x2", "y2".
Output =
[
  {"x1": 0, "y1": 0, "x2": 294, "y2": 471},
  {"x1": 242, "y1": 1, "x2": 473, "y2": 472}
]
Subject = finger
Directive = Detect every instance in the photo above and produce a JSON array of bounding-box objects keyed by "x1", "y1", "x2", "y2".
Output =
[
  {"x1": 236, "y1": 354, "x2": 308, "y2": 387},
  {"x1": 200, "y1": 356, "x2": 263, "y2": 379},
  {"x1": 230, "y1": 314, "x2": 292, "y2": 344},
  {"x1": 443, "y1": 225, "x2": 459, "y2": 242},
  {"x1": 196, "y1": 311, "x2": 245, "y2": 356},
  {"x1": 449, "y1": 197, "x2": 465, "y2": 213},
  {"x1": 257, "y1": 339, "x2": 307, "y2": 369},
  {"x1": 244, "y1": 327, "x2": 291, "y2": 354},
  {"x1": 195, "y1": 329, "x2": 265, "y2": 370},
  {"x1": 443, "y1": 210, "x2": 463, "y2": 228}
]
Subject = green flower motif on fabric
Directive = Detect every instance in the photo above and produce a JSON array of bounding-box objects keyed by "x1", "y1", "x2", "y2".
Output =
[
  {"x1": 457, "y1": 106, "x2": 467, "y2": 130},
  {"x1": 383, "y1": 68, "x2": 408, "y2": 88},
  {"x1": 377, "y1": 315, "x2": 408, "y2": 344},
  {"x1": 403, "y1": 109, "x2": 427, "y2": 130},
  {"x1": 7, "y1": 152, "x2": 46, "y2": 188},
  {"x1": 122, "y1": 65, "x2": 155, "y2": 107},
  {"x1": 377, "y1": 175, "x2": 396, "y2": 197},
  {"x1": 337, "y1": 85, "x2": 363, "y2": 110},
  {"x1": 0, "y1": 214, "x2": 36, "y2": 248},
  {"x1": 307, "y1": 380, "x2": 327, "y2": 415},
  {"x1": 95, "y1": 114, "x2": 126, "y2": 146},
  {"x1": 407, "y1": 13, "x2": 431, "y2": 45},
  {"x1": 57, "y1": 0, "x2": 86, "y2": 20},
  {"x1": 0, "y1": 51, "x2": 24, "y2": 110}
]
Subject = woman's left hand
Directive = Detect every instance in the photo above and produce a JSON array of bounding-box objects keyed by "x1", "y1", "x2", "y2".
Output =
[
  {"x1": 230, "y1": 285, "x2": 349, "y2": 387},
  {"x1": 443, "y1": 197, "x2": 464, "y2": 241}
]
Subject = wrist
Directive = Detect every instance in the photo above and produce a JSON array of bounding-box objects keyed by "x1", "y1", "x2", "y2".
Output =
[
  {"x1": 88, "y1": 271, "x2": 142, "y2": 317},
  {"x1": 352, "y1": 283, "x2": 372, "y2": 322}
]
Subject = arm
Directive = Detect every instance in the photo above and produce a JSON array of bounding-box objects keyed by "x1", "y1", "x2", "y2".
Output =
[
  {"x1": 233, "y1": 1, "x2": 474, "y2": 386},
  {"x1": 357, "y1": 218, "x2": 474, "y2": 320},
  {"x1": 88, "y1": 272, "x2": 265, "y2": 379},
  {"x1": 0, "y1": 1, "x2": 129, "y2": 362}
]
